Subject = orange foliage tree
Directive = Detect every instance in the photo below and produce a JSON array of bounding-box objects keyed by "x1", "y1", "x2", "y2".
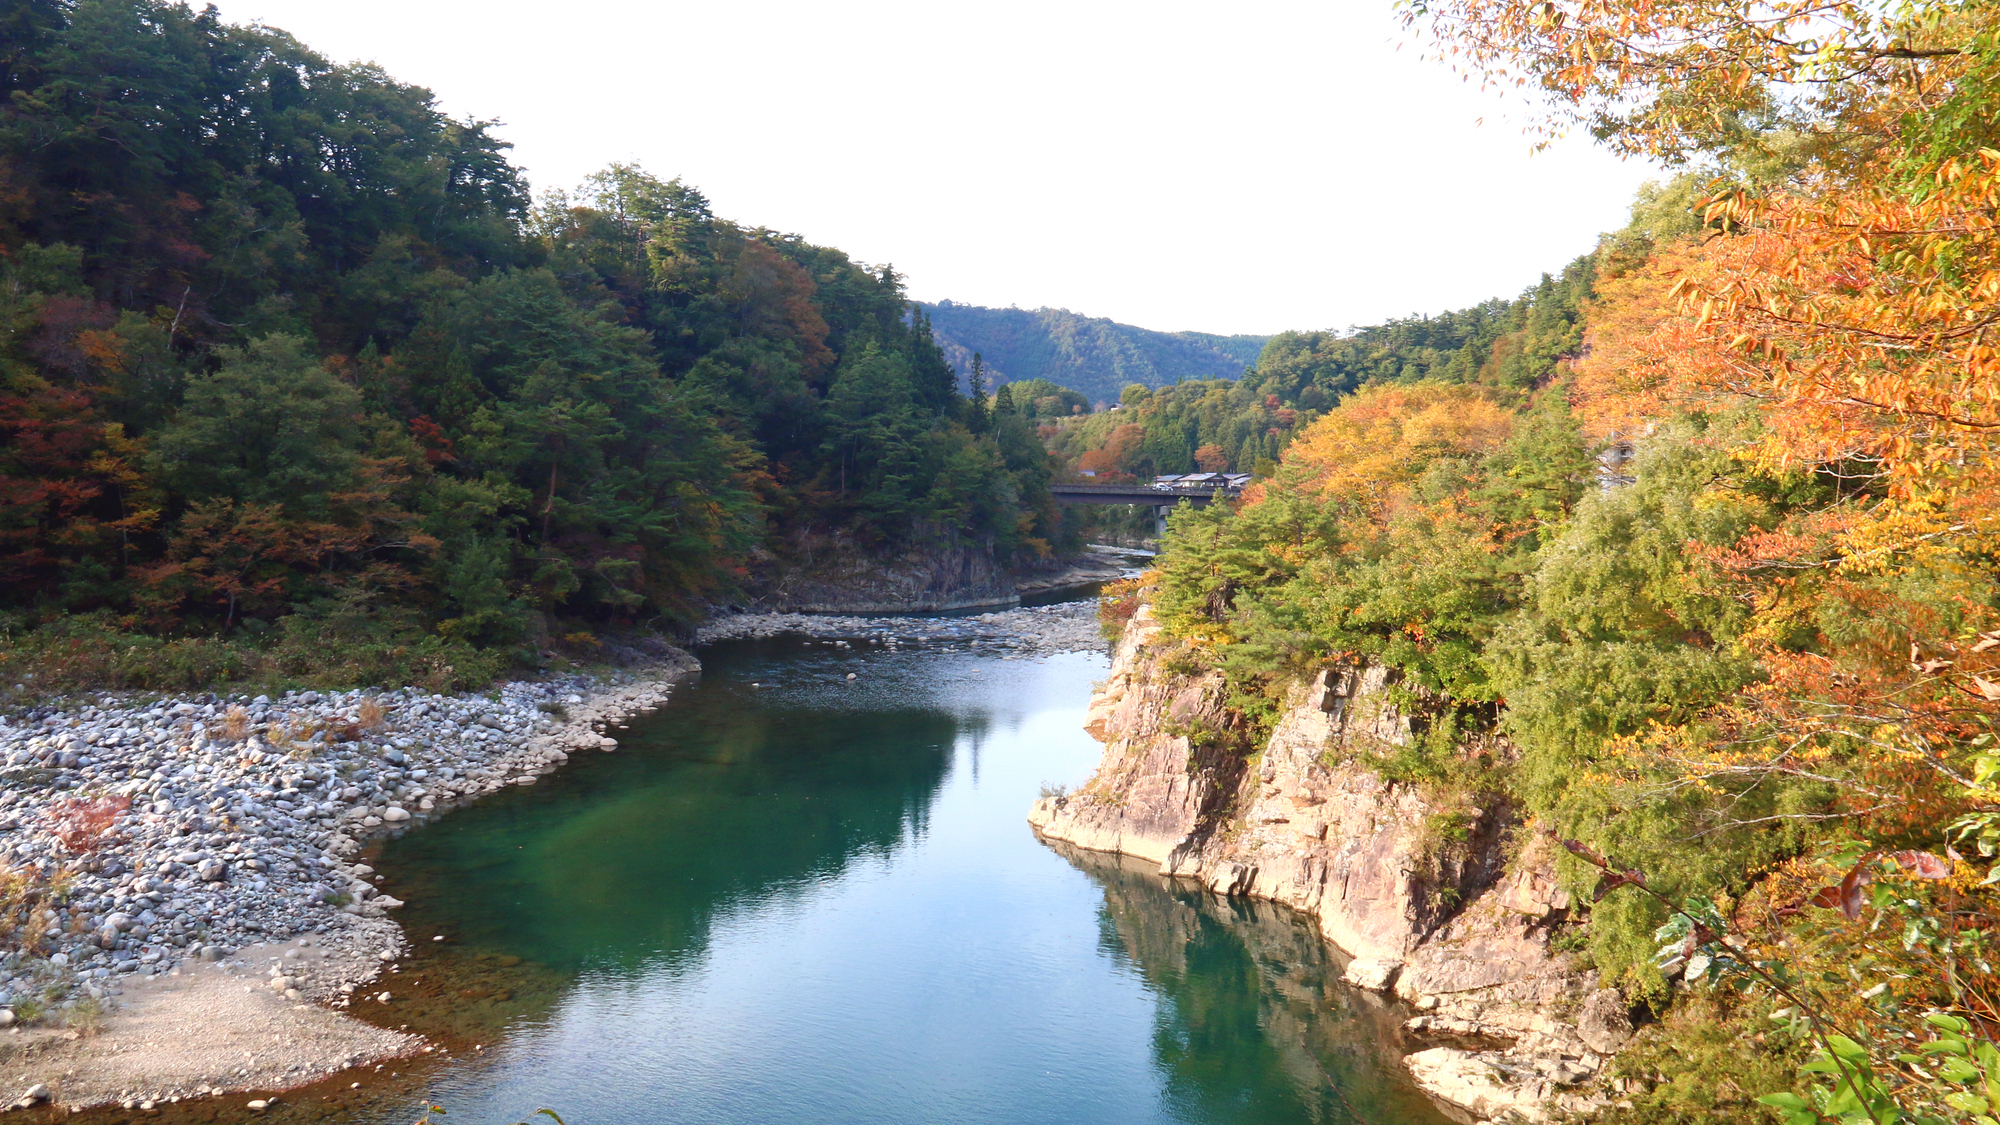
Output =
[{"x1": 1408, "y1": 0, "x2": 2000, "y2": 1114}]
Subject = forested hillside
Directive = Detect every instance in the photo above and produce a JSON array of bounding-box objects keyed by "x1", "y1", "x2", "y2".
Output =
[
  {"x1": 1044, "y1": 259, "x2": 1595, "y2": 480},
  {"x1": 1140, "y1": 0, "x2": 2000, "y2": 1119},
  {"x1": 0, "y1": 0, "x2": 1059, "y2": 688},
  {"x1": 919, "y1": 301, "x2": 1267, "y2": 404}
]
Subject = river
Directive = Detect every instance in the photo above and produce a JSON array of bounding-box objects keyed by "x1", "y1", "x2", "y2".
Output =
[{"x1": 193, "y1": 632, "x2": 1452, "y2": 1125}]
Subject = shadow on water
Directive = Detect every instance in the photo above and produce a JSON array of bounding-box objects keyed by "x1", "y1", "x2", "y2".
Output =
[
  {"x1": 1048, "y1": 840, "x2": 1452, "y2": 1125},
  {"x1": 383, "y1": 693, "x2": 956, "y2": 976}
]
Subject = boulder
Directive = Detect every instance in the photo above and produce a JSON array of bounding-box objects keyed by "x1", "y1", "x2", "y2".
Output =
[
  {"x1": 1207, "y1": 862, "x2": 1257, "y2": 897},
  {"x1": 1342, "y1": 957, "x2": 1403, "y2": 992},
  {"x1": 1404, "y1": 1048, "x2": 1545, "y2": 1124},
  {"x1": 1577, "y1": 988, "x2": 1634, "y2": 1054}
]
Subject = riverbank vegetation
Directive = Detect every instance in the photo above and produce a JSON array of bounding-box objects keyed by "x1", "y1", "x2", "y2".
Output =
[
  {"x1": 0, "y1": 0, "x2": 1069, "y2": 693},
  {"x1": 1145, "y1": 0, "x2": 2000, "y2": 1118}
]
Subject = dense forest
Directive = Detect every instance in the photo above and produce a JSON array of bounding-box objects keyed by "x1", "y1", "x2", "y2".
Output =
[
  {"x1": 919, "y1": 300, "x2": 1267, "y2": 405},
  {"x1": 1138, "y1": 0, "x2": 2000, "y2": 1120},
  {"x1": 0, "y1": 0, "x2": 1064, "y2": 689},
  {"x1": 1044, "y1": 260, "x2": 1596, "y2": 481}
]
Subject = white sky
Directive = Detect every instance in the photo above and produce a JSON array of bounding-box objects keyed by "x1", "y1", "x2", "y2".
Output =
[{"x1": 211, "y1": 0, "x2": 1658, "y2": 338}]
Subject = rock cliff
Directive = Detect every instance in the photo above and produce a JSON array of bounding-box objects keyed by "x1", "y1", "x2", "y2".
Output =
[
  {"x1": 745, "y1": 533, "x2": 1134, "y2": 614},
  {"x1": 1030, "y1": 602, "x2": 1630, "y2": 1124},
  {"x1": 746, "y1": 532, "x2": 1019, "y2": 613}
]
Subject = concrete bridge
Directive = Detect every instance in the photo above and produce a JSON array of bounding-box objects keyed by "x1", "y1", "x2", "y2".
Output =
[
  {"x1": 1050, "y1": 478, "x2": 1246, "y2": 534},
  {"x1": 1048, "y1": 482, "x2": 1242, "y2": 507}
]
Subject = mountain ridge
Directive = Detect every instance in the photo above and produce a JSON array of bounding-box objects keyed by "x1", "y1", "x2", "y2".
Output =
[{"x1": 918, "y1": 300, "x2": 1269, "y2": 404}]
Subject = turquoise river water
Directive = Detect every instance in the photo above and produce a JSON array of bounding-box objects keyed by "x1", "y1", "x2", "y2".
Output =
[{"x1": 125, "y1": 634, "x2": 1454, "y2": 1125}]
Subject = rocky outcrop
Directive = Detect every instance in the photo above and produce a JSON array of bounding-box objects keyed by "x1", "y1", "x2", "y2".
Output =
[
  {"x1": 1030, "y1": 602, "x2": 1621, "y2": 1123},
  {"x1": 747, "y1": 532, "x2": 1019, "y2": 613},
  {"x1": 1012, "y1": 546, "x2": 1131, "y2": 597},
  {"x1": 745, "y1": 533, "x2": 1138, "y2": 614}
]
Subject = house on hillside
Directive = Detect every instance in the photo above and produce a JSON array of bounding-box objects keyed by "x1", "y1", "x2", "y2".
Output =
[{"x1": 1151, "y1": 473, "x2": 1251, "y2": 491}]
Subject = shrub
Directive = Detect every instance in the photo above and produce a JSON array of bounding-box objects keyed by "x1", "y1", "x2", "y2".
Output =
[
  {"x1": 45, "y1": 796, "x2": 130, "y2": 856},
  {"x1": 0, "y1": 865, "x2": 54, "y2": 952},
  {"x1": 1097, "y1": 574, "x2": 1155, "y2": 642},
  {"x1": 0, "y1": 608, "x2": 509, "y2": 698}
]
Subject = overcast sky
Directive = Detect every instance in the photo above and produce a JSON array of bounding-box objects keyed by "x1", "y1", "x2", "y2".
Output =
[{"x1": 211, "y1": 0, "x2": 1658, "y2": 338}]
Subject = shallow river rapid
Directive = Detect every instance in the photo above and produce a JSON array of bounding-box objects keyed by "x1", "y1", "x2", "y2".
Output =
[{"x1": 294, "y1": 636, "x2": 1450, "y2": 1125}]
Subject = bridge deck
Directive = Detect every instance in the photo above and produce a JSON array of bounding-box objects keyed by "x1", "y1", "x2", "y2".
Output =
[{"x1": 1049, "y1": 483, "x2": 1241, "y2": 506}]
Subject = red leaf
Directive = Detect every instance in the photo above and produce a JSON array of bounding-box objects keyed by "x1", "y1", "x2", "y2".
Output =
[
  {"x1": 1838, "y1": 866, "x2": 1867, "y2": 919},
  {"x1": 1811, "y1": 860, "x2": 1871, "y2": 919},
  {"x1": 1890, "y1": 850, "x2": 1952, "y2": 880},
  {"x1": 1561, "y1": 838, "x2": 1609, "y2": 868},
  {"x1": 1840, "y1": 881, "x2": 1864, "y2": 919}
]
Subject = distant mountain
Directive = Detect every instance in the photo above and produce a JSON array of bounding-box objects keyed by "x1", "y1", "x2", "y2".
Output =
[{"x1": 919, "y1": 301, "x2": 1269, "y2": 405}]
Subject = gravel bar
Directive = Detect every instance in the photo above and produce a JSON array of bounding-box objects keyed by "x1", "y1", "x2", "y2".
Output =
[{"x1": 0, "y1": 651, "x2": 697, "y2": 1111}]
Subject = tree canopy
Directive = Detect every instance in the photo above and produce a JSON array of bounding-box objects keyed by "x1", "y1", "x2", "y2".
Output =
[
  {"x1": 0, "y1": 0, "x2": 1062, "y2": 683},
  {"x1": 1144, "y1": 0, "x2": 2000, "y2": 1116}
]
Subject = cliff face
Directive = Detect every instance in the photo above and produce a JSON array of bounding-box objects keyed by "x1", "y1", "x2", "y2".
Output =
[
  {"x1": 1031, "y1": 603, "x2": 1632, "y2": 1124},
  {"x1": 747, "y1": 532, "x2": 1019, "y2": 613}
]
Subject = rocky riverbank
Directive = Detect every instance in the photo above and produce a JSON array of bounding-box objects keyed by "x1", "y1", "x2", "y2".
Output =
[
  {"x1": 694, "y1": 598, "x2": 1104, "y2": 658},
  {"x1": 1029, "y1": 602, "x2": 1632, "y2": 1124},
  {"x1": 740, "y1": 534, "x2": 1142, "y2": 614},
  {"x1": 746, "y1": 532, "x2": 1019, "y2": 613},
  {"x1": 0, "y1": 652, "x2": 698, "y2": 1112},
  {"x1": 1012, "y1": 544, "x2": 1133, "y2": 597}
]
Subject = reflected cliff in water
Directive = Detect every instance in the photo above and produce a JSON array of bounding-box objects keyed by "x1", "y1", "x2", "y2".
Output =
[{"x1": 1051, "y1": 840, "x2": 1449, "y2": 1125}]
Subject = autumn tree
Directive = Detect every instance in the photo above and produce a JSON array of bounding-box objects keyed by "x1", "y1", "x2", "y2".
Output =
[{"x1": 1398, "y1": 0, "x2": 2000, "y2": 1115}]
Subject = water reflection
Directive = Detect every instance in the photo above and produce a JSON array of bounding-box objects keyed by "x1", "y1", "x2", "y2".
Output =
[
  {"x1": 1054, "y1": 841, "x2": 1450, "y2": 1125},
  {"x1": 382, "y1": 683, "x2": 958, "y2": 975}
]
